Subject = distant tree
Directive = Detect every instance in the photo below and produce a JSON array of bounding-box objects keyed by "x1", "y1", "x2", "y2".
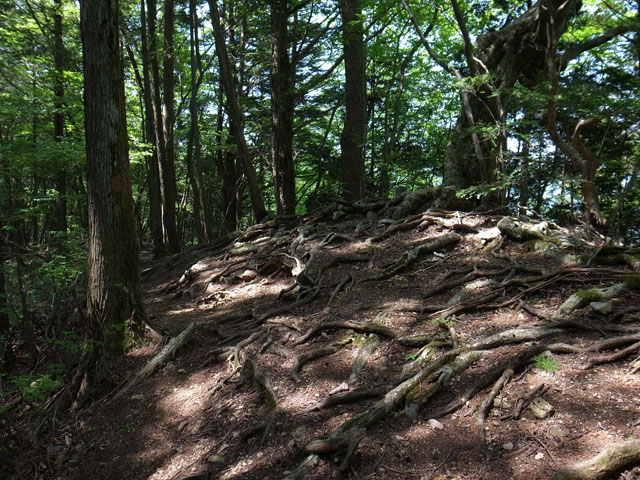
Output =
[
  {"x1": 339, "y1": 0, "x2": 367, "y2": 201},
  {"x1": 80, "y1": 0, "x2": 146, "y2": 364}
]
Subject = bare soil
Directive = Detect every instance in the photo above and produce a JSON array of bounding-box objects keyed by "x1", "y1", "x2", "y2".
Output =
[{"x1": 5, "y1": 207, "x2": 640, "y2": 479}]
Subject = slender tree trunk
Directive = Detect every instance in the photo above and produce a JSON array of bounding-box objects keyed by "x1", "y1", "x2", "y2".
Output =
[
  {"x1": 185, "y1": 0, "x2": 206, "y2": 243},
  {"x1": 215, "y1": 91, "x2": 241, "y2": 233},
  {"x1": 80, "y1": 0, "x2": 146, "y2": 359},
  {"x1": 270, "y1": 0, "x2": 296, "y2": 215},
  {"x1": 0, "y1": 225, "x2": 13, "y2": 371},
  {"x1": 140, "y1": 0, "x2": 164, "y2": 254},
  {"x1": 339, "y1": 0, "x2": 367, "y2": 201},
  {"x1": 208, "y1": 0, "x2": 268, "y2": 221},
  {"x1": 52, "y1": 0, "x2": 67, "y2": 232},
  {"x1": 159, "y1": 0, "x2": 179, "y2": 252}
]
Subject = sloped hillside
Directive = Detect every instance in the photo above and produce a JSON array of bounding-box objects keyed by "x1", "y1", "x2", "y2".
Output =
[{"x1": 24, "y1": 195, "x2": 640, "y2": 479}]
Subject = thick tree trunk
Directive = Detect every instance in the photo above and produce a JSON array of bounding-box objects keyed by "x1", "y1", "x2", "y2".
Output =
[
  {"x1": 270, "y1": 0, "x2": 296, "y2": 215},
  {"x1": 140, "y1": 0, "x2": 164, "y2": 253},
  {"x1": 339, "y1": 0, "x2": 367, "y2": 202},
  {"x1": 208, "y1": 0, "x2": 268, "y2": 222},
  {"x1": 443, "y1": 0, "x2": 582, "y2": 190},
  {"x1": 80, "y1": 0, "x2": 146, "y2": 357}
]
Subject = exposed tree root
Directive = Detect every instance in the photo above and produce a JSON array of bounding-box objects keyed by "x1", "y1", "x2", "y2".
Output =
[
  {"x1": 327, "y1": 272, "x2": 355, "y2": 305},
  {"x1": 552, "y1": 279, "x2": 636, "y2": 320},
  {"x1": 281, "y1": 454, "x2": 320, "y2": 480},
  {"x1": 585, "y1": 341, "x2": 640, "y2": 369},
  {"x1": 551, "y1": 439, "x2": 640, "y2": 480},
  {"x1": 291, "y1": 341, "x2": 349, "y2": 383},
  {"x1": 294, "y1": 319, "x2": 398, "y2": 345},
  {"x1": 315, "y1": 385, "x2": 392, "y2": 410},
  {"x1": 348, "y1": 334, "x2": 380, "y2": 385},
  {"x1": 476, "y1": 368, "x2": 513, "y2": 451},
  {"x1": 115, "y1": 323, "x2": 195, "y2": 399},
  {"x1": 362, "y1": 232, "x2": 461, "y2": 282},
  {"x1": 248, "y1": 358, "x2": 278, "y2": 407}
]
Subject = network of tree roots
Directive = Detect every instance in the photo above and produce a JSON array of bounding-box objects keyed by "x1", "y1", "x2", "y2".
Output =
[{"x1": 5, "y1": 192, "x2": 640, "y2": 479}]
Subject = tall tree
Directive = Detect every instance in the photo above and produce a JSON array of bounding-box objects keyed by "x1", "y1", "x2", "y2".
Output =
[
  {"x1": 159, "y1": 0, "x2": 179, "y2": 252},
  {"x1": 208, "y1": 0, "x2": 268, "y2": 221},
  {"x1": 52, "y1": 0, "x2": 67, "y2": 232},
  {"x1": 270, "y1": 0, "x2": 296, "y2": 215},
  {"x1": 80, "y1": 0, "x2": 146, "y2": 361},
  {"x1": 140, "y1": 0, "x2": 164, "y2": 253},
  {"x1": 339, "y1": 0, "x2": 367, "y2": 201}
]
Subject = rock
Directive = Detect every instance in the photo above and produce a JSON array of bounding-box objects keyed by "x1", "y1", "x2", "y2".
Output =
[
  {"x1": 502, "y1": 442, "x2": 514, "y2": 450},
  {"x1": 428, "y1": 419, "x2": 444, "y2": 430},
  {"x1": 529, "y1": 396, "x2": 554, "y2": 419},
  {"x1": 238, "y1": 269, "x2": 258, "y2": 281},
  {"x1": 590, "y1": 301, "x2": 613, "y2": 314},
  {"x1": 534, "y1": 452, "x2": 544, "y2": 460},
  {"x1": 207, "y1": 454, "x2": 225, "y2": 463}
]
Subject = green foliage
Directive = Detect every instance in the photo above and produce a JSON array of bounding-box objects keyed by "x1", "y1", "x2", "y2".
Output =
[
  {"x1": 534, "y1": 355, "x2": 559, "y2": 373},
  {"x1": 431, "y1": 317, "x2": 455, "y2": 327},
  {"x1": 10, "y1": 373, "x2": 63, "y2": 403}
]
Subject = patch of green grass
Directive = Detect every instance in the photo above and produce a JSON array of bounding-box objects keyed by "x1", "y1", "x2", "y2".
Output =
[{"x1": 534, "y1": 355, "x2": 559, "y2": 373}]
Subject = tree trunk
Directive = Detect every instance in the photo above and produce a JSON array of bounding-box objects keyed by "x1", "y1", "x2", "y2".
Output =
[
  {"x1": 270, "y1": 0, "x2": 296, "y2": 215},
  {"x1": 160, "y1": 0, "x2": 180, "y2": 252},
  {"x1": 80, "y1": 0, "x2": 146, "y2": 358},
  {"x1": 52, "y1": 0, "x2": 67, "y2": 233},
  {"x1": 185, "y1": 0, "x2": 206, "y2": 243},
  {"x1": 208, "y1": 0, "x2": 268, "y2": 222},
  {"x1": 339, "y1": 0, "x2": 367, "y2": 202},
  {"x1": 443, "y1": 0, "x2": 581, "y2": 190},
  {"x1": 140, "y1": 0, "x2": 164, "y2": 253}
]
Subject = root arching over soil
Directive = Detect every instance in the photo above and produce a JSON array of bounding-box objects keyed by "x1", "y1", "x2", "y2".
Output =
[{"x1": 10, "y1": 199, "x2": 640, "y2": 480}]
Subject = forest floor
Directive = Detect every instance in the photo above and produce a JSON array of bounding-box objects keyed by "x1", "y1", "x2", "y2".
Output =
[{"x1": 6, "y1": 194, "x2": 640, "y2": 480}]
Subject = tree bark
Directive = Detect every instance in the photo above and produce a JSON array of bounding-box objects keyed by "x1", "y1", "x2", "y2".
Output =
[
  {"x1": 160, "y1": 0, "x2": 180, "y2": 252},
  {"x1": 80, "y1": 0, "x2": 146, "y2": 357},
  {"x1": 140, "y1": 0, "x2": 164, "y2": 253},
  {"x1": 443, "y1": 0, "x2": 582, "y2": 190},
  {"x1": 339, "y1": 0, "x2": 367, "y2": 202},
  {"x1": 270, "y1": 0, "x2": 296, "y2": 215},
  {"x1": 52, "y1": 0, "x2": 67, "y2": 233},
  {"x1": 208, "y1": 0, "x2": 268, "y2": 222}
]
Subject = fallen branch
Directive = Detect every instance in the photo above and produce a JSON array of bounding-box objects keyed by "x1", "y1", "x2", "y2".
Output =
[{"x1": 116, "y1": 323, "x2": 195, "y2": 399}]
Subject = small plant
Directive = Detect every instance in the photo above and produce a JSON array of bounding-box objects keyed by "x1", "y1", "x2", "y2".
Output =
[
  {"x1": 534, "y1": 355, "x2": 559, "y2": 373},
  {"x1": 405, "y1": 353, "x2": 417, "y2": 361},
  {"x1": 431, "y1": 317, "x2": 455, "y2": 327},
  {"x1": 11, "y1": 373, "x2": 63, "y2": 403}
]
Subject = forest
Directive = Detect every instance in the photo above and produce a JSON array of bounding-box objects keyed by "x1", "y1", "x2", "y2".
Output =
[{"x1": 1, "y1": 0, "x2": 640, "y2": 479}]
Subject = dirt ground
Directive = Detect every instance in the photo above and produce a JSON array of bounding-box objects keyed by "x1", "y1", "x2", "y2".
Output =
[{"x1": 5, "y1": 205, "x2": 640, "y2": 480}]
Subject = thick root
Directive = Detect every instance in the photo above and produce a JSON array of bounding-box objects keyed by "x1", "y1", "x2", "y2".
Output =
[{"x1": 551, "y1": 439, "x2": 640, "y2": 480}]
